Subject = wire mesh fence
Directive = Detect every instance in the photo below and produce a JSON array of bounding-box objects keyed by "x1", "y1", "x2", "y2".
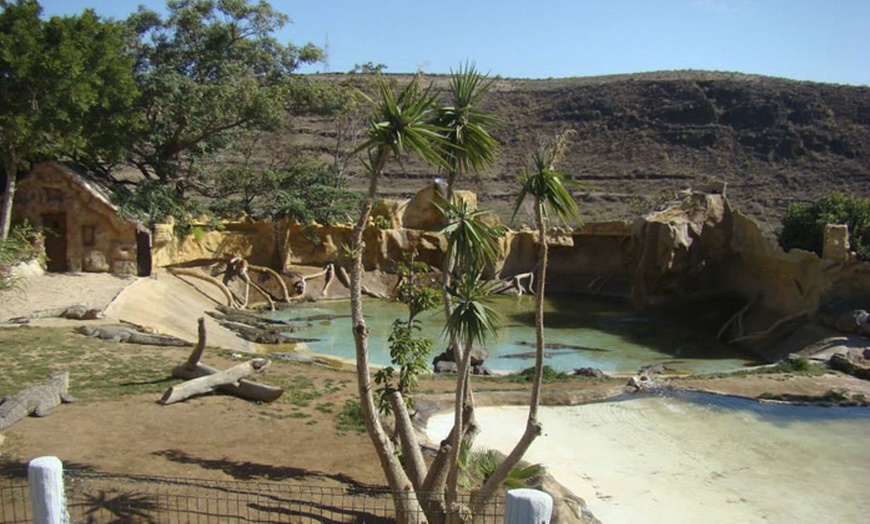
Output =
[{"x1": 1, "y1": 468, "x2": 505, "y2": 523}]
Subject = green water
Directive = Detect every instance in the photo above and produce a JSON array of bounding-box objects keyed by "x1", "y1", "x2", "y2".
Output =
[{"x1": 267, "y1": 295, "x2": 758, "y2": 373}]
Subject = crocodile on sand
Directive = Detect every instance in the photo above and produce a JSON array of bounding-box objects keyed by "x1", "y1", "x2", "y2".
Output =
[
  {"x1": 76, "y1": 325, "x2": 191, "y2": 346},
  {"x1": 0, "y1": 372, "x2": 75, "y2": 431},
  {"x1": 6, "y1": 304, "x2": 104, "y2": 324}
]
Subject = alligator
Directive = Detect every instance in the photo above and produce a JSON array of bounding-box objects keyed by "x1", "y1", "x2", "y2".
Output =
[
  {"x1": 6, "y1": 304, "x2": 104, "y2": 324},
  {"x1": 76, "y1": 325, "x2": 191, "y2": 346},
  {"x1": 0, "y1": 372, "x2": 75, "y2": 431}
]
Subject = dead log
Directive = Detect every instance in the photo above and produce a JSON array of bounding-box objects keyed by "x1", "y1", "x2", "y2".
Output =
[
  {"x1": 172, "y1": 320, "x2": 283, "y2": 402},
  {"x1": 170, "y1": 362, "x2": 284, "y2": 402},
  {"x1": 170, "y1": 268, "x2": 236, "y2": 308},
  {"x1": 160, "y1": 359, "x2": 271, "y2": 405},
  {"x1": 250, "y1": 264, "x2": 292, "y2": 302}
]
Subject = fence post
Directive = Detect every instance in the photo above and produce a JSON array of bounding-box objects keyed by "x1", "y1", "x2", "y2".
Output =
[
  {"x1": 504, "y1": 488, "x2": 552, "y2": 524},
  {"x1": 28, "y1": 456, "x2": 69, "y2": 524}
]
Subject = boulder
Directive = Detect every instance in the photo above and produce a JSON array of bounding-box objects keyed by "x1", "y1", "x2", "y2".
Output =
[{"x1": 573, "y1": 367, "x2": 605, "y2": 378}]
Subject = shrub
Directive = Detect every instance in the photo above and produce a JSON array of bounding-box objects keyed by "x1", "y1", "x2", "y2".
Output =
[
  {"x1": 778, "y1": 192, "x2": 870, "y2": 260},
  {"x1": 0, "y1": 223, "x2": 44, "y2": 293}
]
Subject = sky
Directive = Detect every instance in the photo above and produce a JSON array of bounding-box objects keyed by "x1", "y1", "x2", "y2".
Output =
[{"x1": 37, "y1": 0, "x2": 870, "y2": 86}]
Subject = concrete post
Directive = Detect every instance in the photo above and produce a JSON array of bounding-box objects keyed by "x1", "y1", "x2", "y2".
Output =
[
  {"x1": 28, "y1": 456, "x2": 69, "y2": 524},
  {"x1": 504, "y1": 488, "x2": 553, "y2": 524}
]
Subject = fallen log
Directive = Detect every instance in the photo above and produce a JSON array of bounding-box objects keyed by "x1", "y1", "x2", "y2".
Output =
[
  {"x1": 160, "y1": 359, "x2": 271, "y2": 405},
  {"x1": 170, "y1": 362, "x2": 284, "y2": 402},
  {"x1": 167, "y1": 317, "x2": 283, "y2": 403}
]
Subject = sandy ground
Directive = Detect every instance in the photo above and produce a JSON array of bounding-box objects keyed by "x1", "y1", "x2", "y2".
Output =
[
  {"x1": 1, "y1": 269, "x2": 263, "y2": 353},
  {"x1": 429, "y1": 401, "x2": 870, "y2": 524}
]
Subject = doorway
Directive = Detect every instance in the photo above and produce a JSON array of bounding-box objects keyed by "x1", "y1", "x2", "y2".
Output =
[
  {"x1": 136, "y1": 230, "x2": 152, "y2": 277},
  {"x1": 41, "y1": 212, "x2": 68, "y2": 272}
]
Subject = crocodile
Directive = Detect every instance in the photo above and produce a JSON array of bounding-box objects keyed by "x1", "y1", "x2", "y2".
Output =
[
  {"x1": 0, "y1": 372, "x2": 75, "y2": 431},
  {"x1": 76, "y1": 325, "x2": 191, "y2": 346},
  {"x1": 6, "y1": 304, "x2": 104, "y2": 324}
]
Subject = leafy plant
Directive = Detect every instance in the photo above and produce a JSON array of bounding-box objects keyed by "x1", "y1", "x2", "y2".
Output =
[
  {"x1": 460, "y1": 447, "x2": 544, "y2": 490},
  {"x1": 0, "y1": 222, "x2": 44, "y2": 293},
  {"x1": 374, "y1": 257, "x2": 440, "y2": 413},
  {"x1": 513, "y1": 365, "x2": 569, "y2": 383},
  {"x1": 778, "y1": 192, "x2": 870, "y2": 260}
]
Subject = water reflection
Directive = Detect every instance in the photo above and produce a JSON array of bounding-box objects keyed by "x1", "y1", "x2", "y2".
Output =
[{"x1": 268, "y1": 296, "x2": 760, "y2": 373}]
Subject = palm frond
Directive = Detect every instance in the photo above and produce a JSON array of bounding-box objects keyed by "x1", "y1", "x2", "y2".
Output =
[{"x1": 444, "y1": 271, "x2": 502, "y2": 347}]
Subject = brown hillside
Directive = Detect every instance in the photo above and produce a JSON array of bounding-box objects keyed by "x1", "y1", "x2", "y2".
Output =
[{"x1": 286, "y1": 71, "x2": 870, "y2": 235}]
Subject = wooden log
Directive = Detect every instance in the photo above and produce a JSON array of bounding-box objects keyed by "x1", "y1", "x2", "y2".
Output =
[
  {"x1": 161, "y1": 359, "x2": 272, "y2": 405},
  {"x1": 171, "y1": 362, "x2": 284, "y2": 402}
]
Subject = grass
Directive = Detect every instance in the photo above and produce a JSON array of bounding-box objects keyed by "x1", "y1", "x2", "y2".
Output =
[
  {"x1": 697, "y1": 357, "x2": 827, "y2": 380},
  {"x1": 0, "y1": 325, "x2": 364, "y2": 434}
]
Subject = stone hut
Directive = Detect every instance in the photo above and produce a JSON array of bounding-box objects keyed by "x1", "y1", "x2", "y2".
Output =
[{"x1": 12, "y1": 161, "x2": 151, "y2": 275}]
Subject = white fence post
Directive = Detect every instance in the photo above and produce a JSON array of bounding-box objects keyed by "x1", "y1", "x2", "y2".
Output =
[
  {"x1": 28, "y1": 456, "x2": 69, "y2": 524},
  {"x1": 504, "y1": 488, "x2": 553, "y2": 524}
]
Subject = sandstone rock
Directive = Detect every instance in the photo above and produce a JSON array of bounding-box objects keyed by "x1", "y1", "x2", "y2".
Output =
[
  {"x1": 823, "y1": 224, "x2": 851, "y2": 262},
  {"x1": 83, "y1": 250, "x2": 110, "y2": 272}
]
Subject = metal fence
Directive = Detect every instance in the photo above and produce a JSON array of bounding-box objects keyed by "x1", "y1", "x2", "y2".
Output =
[{"x1": 1, "y1": 468, "x2": 505, "y2": 523}]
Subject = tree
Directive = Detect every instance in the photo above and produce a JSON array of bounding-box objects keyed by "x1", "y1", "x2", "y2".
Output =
[
  {"x1": 348, "y1": 73, "x2": 445, "y2": 521},
  {"x1": 122, "y1": 0, "x2": 321, "y2": 203},
  {"x1": 477, "y1": 134, "x2": 581, "y2": 503},
  {"x1": 435, "y1": 63, "x2": 500, "y2": 201},
  {"x1": 0, "y1": 0, "x2": 137, "y2": 239}
]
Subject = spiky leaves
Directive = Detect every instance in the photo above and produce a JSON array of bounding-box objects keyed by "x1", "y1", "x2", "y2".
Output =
[
  {"x1": 356, "y1": 75, "x2": 446, "y2": 174},
  {"x1": 444, "y1": 272, "x2": 502, "y2": 349},
  {"x1": 438, "y1": 198, "x2": 505, "y2": 276},
  {"x1": 512, "y1": 145, "x2": 581, "y2": 228},
  {"x1": 436, "y1": 63, "x2": 501, "y2": 196}
]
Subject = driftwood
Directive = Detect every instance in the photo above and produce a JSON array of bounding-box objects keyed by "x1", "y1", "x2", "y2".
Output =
[
  {"x1": 161, "y1": 318, "x2": 283, "y2": 404},
  {"x1": 160, "y1": 359, "x2": 271, "y2": 405},
  {"x1": 489, "y1": 272, "x2": 535, "y2": 295},
  {"x1": 170, "y1": 268, "x2": 236, "y2": 308}
]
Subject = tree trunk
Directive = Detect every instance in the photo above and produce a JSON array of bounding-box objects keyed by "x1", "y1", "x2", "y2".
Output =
[
  {"x1": 350, "y1": 166, "x2": 424, "y2": 522},
  {"x1": 1, "y1": 150, "x2": 19, "y2": 241},
  {"x1": 160, "y1": 358, "x2": 271, "y2": 404},
  {"x1": 474, "y1": 202, "x2": 548, "y2": 502},
  {"x1": 389, "y1": 391, "x2": 426, "y2": 491}
]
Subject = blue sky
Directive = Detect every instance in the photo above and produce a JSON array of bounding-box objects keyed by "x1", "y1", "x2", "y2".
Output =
[{"x1": 38, "y1": 0, "x2": 870, "y2": 85}]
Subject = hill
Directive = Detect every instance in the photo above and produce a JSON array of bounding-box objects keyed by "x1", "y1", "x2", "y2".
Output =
[{"x1": 286, "y1": 71, "x2": 870, "y2": 234}]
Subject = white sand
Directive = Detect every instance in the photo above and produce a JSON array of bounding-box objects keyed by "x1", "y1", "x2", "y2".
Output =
[{"x1": 428, "y1": 397, "x2": 870, "y2": 524}]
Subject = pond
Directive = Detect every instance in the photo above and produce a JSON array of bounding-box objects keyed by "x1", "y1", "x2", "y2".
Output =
[
  {"x1": 427, "y1": 392, "x2": 870, "y2": 523},
  {"x1": 267, "y1": 295, "x2": 760, "y2": 373}
]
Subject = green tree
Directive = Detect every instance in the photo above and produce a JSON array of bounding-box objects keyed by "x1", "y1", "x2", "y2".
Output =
[
  {"x1": 348, "y1": 73, "x2": 445, "y2": 521},
  {"x1": 123, "y1": 0, "x2": 321, "y2": 202},
  {"x1": 0, "y1": 0, "x2": 137, "y2": 239},
  {"x1": 435, "y1": 63, "x2": 500, "y2": 200},
  {"x1": 477, "y1": 134, "x2": 581, "y2": 504}
]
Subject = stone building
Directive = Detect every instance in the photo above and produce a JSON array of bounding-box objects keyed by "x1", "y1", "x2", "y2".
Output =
[{"x1": 12, "y1": 161, "x2": 151, "y2": 275}]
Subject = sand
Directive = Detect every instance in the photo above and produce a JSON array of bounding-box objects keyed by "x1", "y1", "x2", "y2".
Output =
[{"x1": 428, "y1": 398, "x2": 870, "y2": 524}]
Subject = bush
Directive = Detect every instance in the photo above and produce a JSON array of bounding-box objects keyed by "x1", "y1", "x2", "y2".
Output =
[
  {"x1": 0, "y1": 223, "x2": 44, "y2": 293},
  {"x1": 778, "y1": 192, "x2": 870, "y2": 260}
]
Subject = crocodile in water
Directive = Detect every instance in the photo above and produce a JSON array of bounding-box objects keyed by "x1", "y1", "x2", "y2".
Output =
[
  {"x1": 76, "y1": 325, "x2": 191, "y2": 346},
  {"x1": 0, "y1": 372, "x2": 75, "y2": 431}
]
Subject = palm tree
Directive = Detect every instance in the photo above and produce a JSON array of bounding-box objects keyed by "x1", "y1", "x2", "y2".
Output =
[
  {"x1": 435, "y1": 63, "x2": 501, "y2": 322},
  {"x1": 349, "y1": 74, "x2": 444, "y2": 521},
  {"x1": 442, "y1": 270, "x2": 502, "y2": 506},
  {"x1": 474, "y1": 135, "x2": 580, "y2": 504},
  {"x1": 436, "y1": 63, "x2": 500, "y2": 201}
]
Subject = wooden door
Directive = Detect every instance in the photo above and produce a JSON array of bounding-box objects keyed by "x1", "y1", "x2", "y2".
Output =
[{"x1": 41, "y1": 212, "x2": 68, "y2": 272}]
